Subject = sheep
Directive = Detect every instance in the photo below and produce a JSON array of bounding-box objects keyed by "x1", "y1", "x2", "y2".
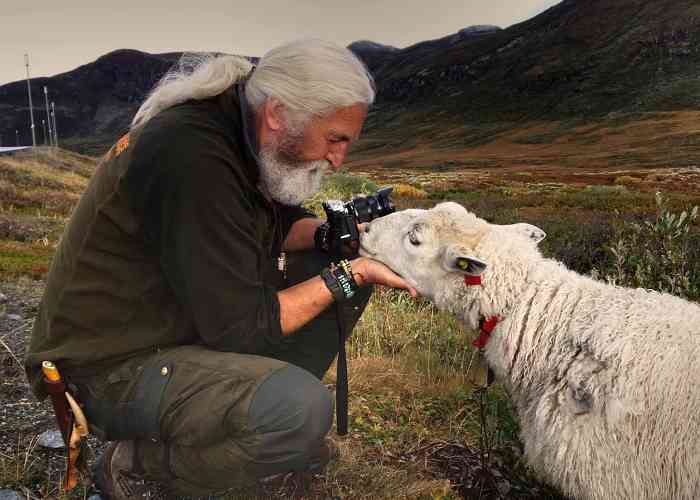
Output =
[{"x1": 359, "y1": 201, "x2": 700, "y2": 500}]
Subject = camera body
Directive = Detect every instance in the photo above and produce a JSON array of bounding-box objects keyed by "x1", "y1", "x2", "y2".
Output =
[{"x1": 322, "y1": 186, "x2": 395, "y2": 257}]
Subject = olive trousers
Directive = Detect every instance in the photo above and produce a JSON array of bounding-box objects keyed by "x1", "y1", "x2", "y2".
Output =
[{"x1": 73, "y1": 250, "x2": 371, "y2": 495}]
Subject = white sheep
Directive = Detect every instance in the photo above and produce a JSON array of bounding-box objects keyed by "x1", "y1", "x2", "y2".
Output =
[{"x1": 359, "y1": 201, "x2": 700, "y2": 500}]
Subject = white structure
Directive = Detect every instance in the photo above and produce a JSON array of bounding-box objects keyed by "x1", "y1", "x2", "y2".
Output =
[
  {"x1": 360, "y1": 202, "x2": 700, "y2": 500},
  {"x1": 0, "y1": 146, "x2": 31, "y2": 155},
  {"x1": 44, "y1": 86, "x2": 53, "y2": 146},
  {"x1": 25, "y1": 53, "x2": 37, "y2": 147}
]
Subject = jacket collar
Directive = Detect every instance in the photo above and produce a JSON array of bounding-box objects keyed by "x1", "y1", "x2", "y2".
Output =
[{"x1": 216, "y1": 81, "x2": 262, "y2": 187}]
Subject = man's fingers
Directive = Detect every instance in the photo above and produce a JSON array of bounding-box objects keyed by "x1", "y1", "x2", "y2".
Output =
[
  {"x1": 359, "y1": 257, "x2": 418, "y2": 297},
  {"x1": 384, "y1": 271, "x2": 418, "y2": 297}
]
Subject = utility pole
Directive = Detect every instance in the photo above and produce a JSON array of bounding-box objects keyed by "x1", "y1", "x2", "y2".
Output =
[
  {"x1": 42, "y1": 119, "x2": 47, "y2": 145},
  {"x1": 24, "y1": 53, "x2": 37, "y2": 147},
  {"x1": 51, "y1": 102, "x2": 58, "y2": 147},
  {"x1": 16, "y1": 129, "x2": 19, "y2": 146},
  {"x1": 43, "y1": 86, "x2": 53, "y2": 146}
]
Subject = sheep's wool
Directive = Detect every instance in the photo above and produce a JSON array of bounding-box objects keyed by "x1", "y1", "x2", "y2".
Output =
[{"x1": 360, "y1": 202, "x2": 700, "y2": 500}]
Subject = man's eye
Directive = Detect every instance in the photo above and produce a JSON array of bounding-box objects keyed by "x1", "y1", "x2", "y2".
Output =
[{"x1": 408, "y1": 230, "x2": 420, "y2": 246}]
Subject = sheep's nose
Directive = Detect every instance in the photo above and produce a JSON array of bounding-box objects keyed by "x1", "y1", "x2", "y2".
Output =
[{"x1": 364, "y1": 224, "x2": 371, "y2": 233}]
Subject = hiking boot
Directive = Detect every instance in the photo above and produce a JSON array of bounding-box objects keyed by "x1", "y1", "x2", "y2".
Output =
[
  {"x1": 93, "y1": 441, "x2": 150, "y2": 499},
  {"x1": 258, "y1": 438, "x2": 340, "y2": 494},
  {"x1": 307, "y1": 438, "x2": 339, "y2": 474}
]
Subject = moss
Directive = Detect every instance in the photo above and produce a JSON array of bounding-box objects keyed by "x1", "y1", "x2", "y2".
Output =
[{"x1": 0, "y1": 241, "x2": 52, "y2": 280}]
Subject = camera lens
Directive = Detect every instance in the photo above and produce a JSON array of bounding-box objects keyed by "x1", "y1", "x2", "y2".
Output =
[{"x1": 350, "y1": 187, "x2": 395, "y2": 224}]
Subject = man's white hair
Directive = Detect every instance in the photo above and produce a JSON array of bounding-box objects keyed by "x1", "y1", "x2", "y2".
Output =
[
  {"x1": 131, "y1": 39, "x2": 375, "y2": 131},
  {"x1": 131, "y1": 52, "x2": 252, "y2": 130},
  {"x1": 246, "y1": 38, "x2": 375, "y2": 128}
]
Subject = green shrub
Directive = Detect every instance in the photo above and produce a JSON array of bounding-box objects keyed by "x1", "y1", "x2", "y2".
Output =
[
  {"x1": 602, "y1": 192, "x2": 700, "y2": 300},
  {"x1": 540, "y1": 215, "x2": 617, "y2": 275}
]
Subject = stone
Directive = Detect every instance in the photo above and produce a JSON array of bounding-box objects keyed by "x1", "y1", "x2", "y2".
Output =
[
  {"x1": 7, "y1": 314, "x2": 21, "y2": 321},
  {"x1": 0, "y1": 490, "x2": 24, "y2": 500},
  {"x1": 0, "y1": 292, "x2": 7, "y2": 303},
  {"x1": 37, "y1": 429, "x2": 65, "y2": 449}
]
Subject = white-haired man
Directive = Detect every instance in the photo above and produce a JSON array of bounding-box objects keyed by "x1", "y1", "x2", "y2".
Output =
[{"x1": 25, "y1": 39, "x2": 415, "y2": 497}]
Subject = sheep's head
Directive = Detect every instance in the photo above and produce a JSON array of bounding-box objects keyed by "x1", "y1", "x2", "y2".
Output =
[{"x1": 360, "y1": 202, "x2": 546, "y2": 319}]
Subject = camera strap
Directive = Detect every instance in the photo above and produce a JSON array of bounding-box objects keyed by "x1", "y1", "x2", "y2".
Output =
[{"x1": 334, "y1": 302, "x2": 349, "y2": 436}]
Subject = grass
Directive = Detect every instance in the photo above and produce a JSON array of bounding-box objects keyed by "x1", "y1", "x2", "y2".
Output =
[{"x1": 0, "y1": 241, "x2": 54, "y2": 280}]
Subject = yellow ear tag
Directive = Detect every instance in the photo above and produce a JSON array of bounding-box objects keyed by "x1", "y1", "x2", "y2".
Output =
[{"x1": 457, "y1": 258, "x2": 470, "y2": 271}]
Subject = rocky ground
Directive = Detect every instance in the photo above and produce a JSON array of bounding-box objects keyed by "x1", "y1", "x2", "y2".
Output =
[{"x1": 0, "y1": 279, "x2": 97, "y2": 499}]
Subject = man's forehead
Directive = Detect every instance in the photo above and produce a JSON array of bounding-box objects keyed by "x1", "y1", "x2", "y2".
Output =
[{"x1": 320, "y1": 104, "x2": 367, "y2": 138}]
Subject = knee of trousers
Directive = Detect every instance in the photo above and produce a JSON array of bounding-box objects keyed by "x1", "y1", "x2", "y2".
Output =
[{"x1": 247, "y1": 364, "x2": 333, "y2": 473}]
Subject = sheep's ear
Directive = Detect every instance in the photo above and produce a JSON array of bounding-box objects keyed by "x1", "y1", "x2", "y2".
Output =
[
  {"x1": 507, "y1": 223, "x2": 546, "y2": 244},
  {"x1": 442, "y1": 244, "x2": 488, "y2": 275}
]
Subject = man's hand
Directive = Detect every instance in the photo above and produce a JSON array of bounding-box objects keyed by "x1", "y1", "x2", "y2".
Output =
[{"x1": 351, "y1": 256, "x2": 418, "y2": 297}]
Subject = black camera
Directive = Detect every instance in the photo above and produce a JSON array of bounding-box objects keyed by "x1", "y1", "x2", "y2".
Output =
[{"x1": 321, "y1": 186, "x2": 395, "y2": 257}]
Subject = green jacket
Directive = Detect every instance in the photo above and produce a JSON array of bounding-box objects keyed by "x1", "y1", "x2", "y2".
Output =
[{"x1": 25, "y1": 84, "x2": 314, "y2": 399}]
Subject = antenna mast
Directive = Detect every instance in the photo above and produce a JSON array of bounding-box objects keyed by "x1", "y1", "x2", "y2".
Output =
[
  {"x1": 51, "y1": 102, "x2": 59, "y2": 147},
  {"x1": 44, "y1": 86, "x2": 53, "y2": 146},
  {"x1": 24, "y1": 53, "x2": 37, "y2": 147}
]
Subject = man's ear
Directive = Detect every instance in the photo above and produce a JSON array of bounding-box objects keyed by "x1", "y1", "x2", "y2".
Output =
[
  {"x1": 262, "y1": 98, "x2": 285, "y2": 132},
  {"x1": 506, "y1": 223, "x2": 546, "y2": 244},
  {"x1": 441, "y1": 244, "x2": 488, "y2": 275}
]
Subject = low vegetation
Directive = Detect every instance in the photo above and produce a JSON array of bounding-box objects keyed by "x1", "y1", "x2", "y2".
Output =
[{"x1": 0, "y1": 144, "x2": 698, "y2": 499}]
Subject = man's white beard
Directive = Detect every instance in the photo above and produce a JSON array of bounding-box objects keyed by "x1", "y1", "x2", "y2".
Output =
[{"x1": 258, "y1": 144, "x2": 329, "y2": 206}]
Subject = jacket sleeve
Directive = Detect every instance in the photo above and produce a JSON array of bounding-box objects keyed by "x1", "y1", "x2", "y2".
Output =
[{"x1": 124, "y1": 114, "x2": 284, "y2": 354}]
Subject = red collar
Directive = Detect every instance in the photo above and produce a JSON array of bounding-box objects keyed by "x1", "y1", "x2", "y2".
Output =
[
  {"x1": 464, "y1": 274, "x2": 500, "y2": 348},
  {"x1": 472, "y1": 316, "x2": 500, "y2": 349},
  {"x1": 464, "y1": 275, "x2": 482, "y2": 286}
]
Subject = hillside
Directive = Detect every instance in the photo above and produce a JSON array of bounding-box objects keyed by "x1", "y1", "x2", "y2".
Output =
[
  {"x1": 0, "y1": 50, "x2": 180, "y2": 156},
  {"x1": 367, "y1": 0, "x2": 700, "y2": 116},
  {"x1": 0, "y1": 148, "x2": 96, "y2": 280},
  {"x1": 350, "y1": 0, "x2": 700, "y2": 167}
]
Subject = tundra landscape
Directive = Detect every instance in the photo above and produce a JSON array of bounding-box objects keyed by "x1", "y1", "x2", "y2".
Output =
[{"x1": 1, "y1": 0, "x2": 700, "y2": 498}]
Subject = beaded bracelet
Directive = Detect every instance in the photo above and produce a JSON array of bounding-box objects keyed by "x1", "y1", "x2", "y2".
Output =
[{"x1": 320, "y1": 259, "x2": 359, "y2": 302}]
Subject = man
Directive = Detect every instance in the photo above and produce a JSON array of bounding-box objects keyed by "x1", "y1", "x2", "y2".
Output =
[{"x1": 24, "y1": 39, "x2": 415, "y2": 497}]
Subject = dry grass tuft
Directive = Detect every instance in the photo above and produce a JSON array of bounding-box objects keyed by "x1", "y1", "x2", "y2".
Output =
[
  {"x1": 614, "y1": 175, "x2": 641, "y2": 185},
  {"x1": 392, "y1": 183, "x2": 429, "y2": 199}
]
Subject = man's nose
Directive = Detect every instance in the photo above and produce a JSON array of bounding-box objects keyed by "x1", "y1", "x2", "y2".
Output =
[{"x1": 326, "y1": 144, "x2": 348, "y2": 170}]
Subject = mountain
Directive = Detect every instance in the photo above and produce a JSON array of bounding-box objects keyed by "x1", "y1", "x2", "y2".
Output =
[
  {"x1": 362, "y1": 0, "x2": 700, "y2": 119},
  {"x1": 1, "y1": 0, "x2": 699, "y2": 156},
  {"x1": 347, "y1": 41, "x2": 401, "y2": 76}
]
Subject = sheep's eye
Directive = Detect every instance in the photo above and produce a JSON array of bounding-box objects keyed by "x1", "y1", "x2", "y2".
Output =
[{"x1": 408, "y1": 229, "x2": 421, "y2": 246}]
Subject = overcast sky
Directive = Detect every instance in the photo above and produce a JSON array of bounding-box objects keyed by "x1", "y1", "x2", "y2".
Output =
[{"x1": 0, "y1": 0, "x2": 560, "y2": 86}]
